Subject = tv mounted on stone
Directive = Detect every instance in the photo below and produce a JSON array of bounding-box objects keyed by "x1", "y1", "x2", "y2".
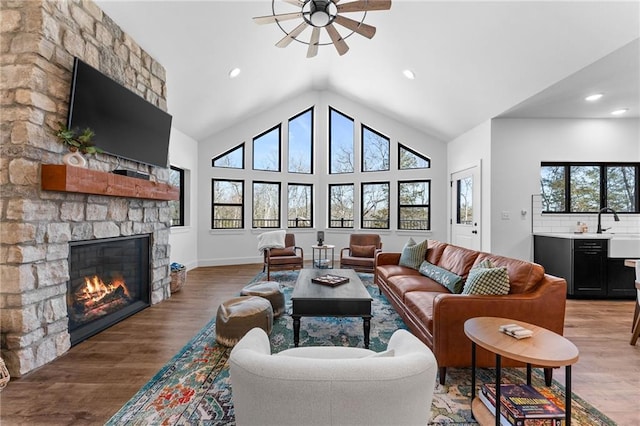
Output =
[{"x1": 66, "y1": 57, "x2": 172, "y2": 169}]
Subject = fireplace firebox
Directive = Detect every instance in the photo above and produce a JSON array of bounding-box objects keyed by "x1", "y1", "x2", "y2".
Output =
[{"x1": 68, "y1": 235, "x2": 151, "y2": 345}]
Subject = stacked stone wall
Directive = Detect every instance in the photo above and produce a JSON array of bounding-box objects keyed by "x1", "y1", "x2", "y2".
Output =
[{"x1": 0, "y1": 0, "x2": 172, "y2": 377}]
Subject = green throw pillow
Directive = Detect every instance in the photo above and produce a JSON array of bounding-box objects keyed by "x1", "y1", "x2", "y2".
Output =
[
  {"x1": 399, "y1": 238, "x2": 428, "y2": 270},
  {"x1": 419, "y1": 261, "x2": 464, "y2": 293},
  {"x1": 462, "y1": 262, "x2": 510, "y2": 295}
]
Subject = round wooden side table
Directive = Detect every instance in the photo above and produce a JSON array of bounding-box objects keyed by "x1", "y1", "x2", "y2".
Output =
[{"x1": 464, "y1": 317, "x2": 579, "y2": 426}]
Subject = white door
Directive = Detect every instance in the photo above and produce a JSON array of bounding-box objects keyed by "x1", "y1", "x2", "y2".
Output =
[{"x1": 451, "y1": 165, "x2": 481, "y2": 250}]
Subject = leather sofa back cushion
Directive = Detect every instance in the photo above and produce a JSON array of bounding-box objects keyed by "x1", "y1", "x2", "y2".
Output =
[
  {"x1": 351, "y1": 244, "x2": 376, "y2": 258},
  {"x1": 426, "y1": 240, "x2": 448, "y2": 264},
  {"x1": 473, "y1": 253, "x2": 545, "y2": 294},
  {"x1": 436, "y1": 245, "x2": 480, "y2": 278}
]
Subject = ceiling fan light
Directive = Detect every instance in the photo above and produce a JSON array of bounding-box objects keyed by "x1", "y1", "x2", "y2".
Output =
[
  {"x1": 310, "y1": 10, "x2": 330, "y2": 26},
  {"x1": 585, "y1": 93, "x2": 603, "y2": 101},
  {"x1": 611, "y1": 108, "x2": 628, "y2": 115}
]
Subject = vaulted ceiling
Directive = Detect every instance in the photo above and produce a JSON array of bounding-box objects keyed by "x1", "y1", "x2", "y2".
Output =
[{"x1": 95, "y1": 0, "x2": 639, "y2": 142}]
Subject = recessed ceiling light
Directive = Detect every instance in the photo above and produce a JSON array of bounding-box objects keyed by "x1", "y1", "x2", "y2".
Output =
[
  {"x1": 229, "y1": 68, "x2": 241, "y2": 79},
  {"x1": 402, "y1": 69, "x2": 415, "y2": 80},
  {"x1": 584, "y1": 93, "x2": 603, "y2": 102},
  {"x1": 611, "y1": 108, "x2": 629, "y2": 115}
]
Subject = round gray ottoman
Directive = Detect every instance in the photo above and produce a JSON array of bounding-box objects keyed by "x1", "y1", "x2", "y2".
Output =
[
  {"x1": 215, "y1": 296, "x2": 273, "y2": 347},
  {"x1": 240, "y1": 281, "x2": 285, "y2": 317}
]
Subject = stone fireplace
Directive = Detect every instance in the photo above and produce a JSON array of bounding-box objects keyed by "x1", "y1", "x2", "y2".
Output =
[{"x1": 1, "y1": 0, "x2": 174, "y2": 377}]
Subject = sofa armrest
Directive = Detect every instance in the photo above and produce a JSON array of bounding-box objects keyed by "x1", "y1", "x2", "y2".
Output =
[{"x1": 431, "y1": 274, "x2": 567, "y2": 364}]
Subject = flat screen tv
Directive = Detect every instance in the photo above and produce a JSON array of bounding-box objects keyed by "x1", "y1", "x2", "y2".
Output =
[{"x1": 67, "y1": 57, "x2": 172, "y2": 168}]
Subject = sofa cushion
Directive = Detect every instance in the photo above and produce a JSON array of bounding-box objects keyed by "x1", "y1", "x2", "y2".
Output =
[
  {"x1": 399, "y1": 238, "x2": 429, "y2": 270},
  {"x1": 376, "y1": 264, "x2": 422, "y2": 282},
  {"x1": 426, "y1": 240, "x2": 448, "y2": 264},
  {"x1": 437, "y1": 244, "x2": 480, "y2": 279},
  {"x1": 473, "y1": 253, "x2": 545, "y2": 294},
  {"x1": 387, "y1": 275, "x2": 450, "y2": 300},
  {"x1": 462, "y1": 261, "x2": 510, "y2": 295},
  {"x1": 351, "y1": 244, "x2": 376, "y2": 258},
  {"x1": 419, "y1": 261, "x2": 464, "y2": 294},
  {"x1": 269, "y1": 247, "x2": 296, "y2": 257}
]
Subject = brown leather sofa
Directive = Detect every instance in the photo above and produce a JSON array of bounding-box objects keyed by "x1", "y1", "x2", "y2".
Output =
[{"x1": 375, "y1": 240, "x2": 567, "y2": 385}]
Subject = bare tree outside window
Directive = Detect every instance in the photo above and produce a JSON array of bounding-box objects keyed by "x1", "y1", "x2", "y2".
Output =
[
  {"x1": 570, "y1": 165, "x2": 600, "y2": 212},
  {"x1": 541, "y1": 165, "x2": 566, "y2": 212},
  {"x1": 329, "y1": 108, "x2": 354, "y2": 174},
  {"x1": 288, "y1": 184, "x2": 312, "y2": 227},
  {"x1": 399, "y1": 144, "x2": 430, "y2": 169},
  {"x1": 288, "y1": 108, "x2": 313, "y2": 174},
  {"x1": 253, "y1": 181, "x2": 280, "y2": 228},
  {"x1": 361, "y1": 182, "x2": 389, "y2": 229},
  {"x1": 399, "y1": 180, "x2": 430, "y2": 230},
  {"x1": 169, "y1": 166, "x2": 184, "y2": 226},
  {"x1": 212, "y1": 179, "x2": 243, "y2": 229},
  {"x1": 362, "y1": 125, "x2": 390, "y2": 172},
  {"x1": 253, "y1": 125, "x2": 281, "y2": 172},
  {"x1": 329, "y1": 184, "x2": 354, "y2": 228},
  {"x1": 213, "y1": 143, "x2": 244, "y2": 169},
  {"x1": 607, "y1": 166, "x2": 636, "y2": 212}
]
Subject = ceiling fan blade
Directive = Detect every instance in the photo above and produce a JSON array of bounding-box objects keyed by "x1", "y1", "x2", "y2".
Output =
[
  {"x1": 334, "y1": 15, "x2": 376, "y2": 39},
  {"x1": 307, "y1": 27, "x2": 320, "y2": 58},
  {"x1": 282, "y1": 0, "x2": 305, "y2": 6},
  {"x1": 276, "y1": 22, "x2": 309, "y2": 48},
  {"x1": 337, "y1": 0, "x2": 391, "y2": 13},
  {"x1": 253, "y1": 12, "x2": 303, "y2": 25},
  {"x1": 325, "y1": 24, "x2": 349, "y2": 56}
]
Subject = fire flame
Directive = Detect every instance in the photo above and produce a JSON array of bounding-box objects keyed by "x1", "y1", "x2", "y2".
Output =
[{"x1": 76, "y1": 275, "x2": 130, "y2": 307}]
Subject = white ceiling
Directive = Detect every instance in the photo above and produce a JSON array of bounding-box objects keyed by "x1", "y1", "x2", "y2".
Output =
[{"x1": 95, "y1": 0, "x2": 640, "y2": 142}]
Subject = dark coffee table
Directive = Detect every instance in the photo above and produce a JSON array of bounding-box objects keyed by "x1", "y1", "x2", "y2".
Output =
[{"x1": 291, "y1": 268, "x2": 373, "y2": 348}]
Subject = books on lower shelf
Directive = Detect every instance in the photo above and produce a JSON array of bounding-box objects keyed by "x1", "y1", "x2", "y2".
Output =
[
  {"x1": 499, "y1": 323, "x2": 534, "y2": 339},
  {"x1": 479, "y1": 384, "x2": 565, "y2": 426}
]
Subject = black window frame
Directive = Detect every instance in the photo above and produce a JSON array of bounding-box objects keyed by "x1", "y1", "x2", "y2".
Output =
[
  {"x1": 361, "y1": 124, "x2": 390, "y2": 173},
  {"x1": 252, "y1": 124, "x2": 282, "y2": 172},
  {"x1": 329, "y1": 106, "x2": 355, "y2": 175},
  {"x1": 252, "y1": 180, "x2": 281, "y2": 228},
  {"x1": 211, "y1": 178, "x2": 244, "y2": 229},
  {"x1": 287, "y1": 183, "x2": 313, "y2": 228},
  {"x1": 397, "y1": 179, "x2": 431, "y2": 230},
  {"x1": 398, "y1": 143, "x2": 431, "y2": 170},
  {"x1": 212, "y1": 143, "x2": 245, "y2": 169},
  {"x1": 328, "y1": 183, "x2": 355, "y2": 229},
  {"x1": 288, "y1": 107, "x2": 314, "y2": 174},
  {"x1": 169, "y1": 165, "x2": 185, "y2": 227},
  {"x1": 360, "y1": 181, "x2": 390, "y2": 229},
  {"x1": 541, "y1": 161, "x2": 640, "y2": 213}
]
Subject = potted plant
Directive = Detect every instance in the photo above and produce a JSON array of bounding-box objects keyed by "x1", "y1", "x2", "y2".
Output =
[{"x1": 56, "y1": 123, "x2": 102, "y2": 167}]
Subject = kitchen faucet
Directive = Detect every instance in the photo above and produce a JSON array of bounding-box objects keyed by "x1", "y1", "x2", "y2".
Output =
[{"x1": 596, "y1": 207, "x2": 620, "y2": 234}]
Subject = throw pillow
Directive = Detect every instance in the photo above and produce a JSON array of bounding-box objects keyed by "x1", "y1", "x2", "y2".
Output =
[
  {"x1": 462, "y1": 264, "x2": 510, "y2": 295},
  {"x1": 351, "y1": 244, "x2": 376, "y2": 258},
  {"x1": 269, "y1": 247, "x2": 296, "y2": 257},
  {"x1": 399, "y1": 238, "x2": 429, "y2": 270},
  {"x1": 419, "y1": 261, "x2": 464, "y2": 293}
]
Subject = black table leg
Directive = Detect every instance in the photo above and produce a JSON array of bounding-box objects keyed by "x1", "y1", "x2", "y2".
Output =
[
  {"x1": 526, "y1": 364, "x2": 532, "y2": 385},
  {"x1": 495, "y1": 354, "x2": 501, "y2": 426},
  {"x1": 293, "y1": 315, "x2": 300, "y2": 347},
  {"x1": 566, "y1": 365, "x2": 572, "y2": 426},
  {"x1": 363, "y1": 317, "x2": 371, "y2": 349},
  {"x1": 471, "y1": 342, "x2": 477, "y2": 401}
]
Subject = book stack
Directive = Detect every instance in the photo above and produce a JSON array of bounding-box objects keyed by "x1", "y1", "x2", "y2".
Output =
[
  {"x1": 499, "y1": 323, "x2": 534, "y2": 339},
  {"x1": 479, "y1": 384, "x2": 565, "y2": 426}
]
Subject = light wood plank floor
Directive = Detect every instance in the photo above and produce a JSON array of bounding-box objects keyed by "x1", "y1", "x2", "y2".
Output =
[{"x1": 1, "y1": 264, "x2": 639, "y2": 425}]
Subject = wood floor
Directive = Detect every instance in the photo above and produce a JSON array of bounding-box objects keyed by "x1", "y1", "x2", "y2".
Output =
[{"x1": 1, "y1": 264, "x2": 639, "y2": 425}]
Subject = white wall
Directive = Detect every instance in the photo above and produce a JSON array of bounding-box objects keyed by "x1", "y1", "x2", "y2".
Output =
[
  {"x1": 490, "y1": 118, "x2": 640, "y2": 260},
  {"x1": 447, "y1": 120, "x2": 492, "y2": 250},
  {"x1": 197, "y1": 90, "x2": 447, "y2": 266},
  {"x1": 168, "y1": 127, "x2": 199, "y2": 270}
]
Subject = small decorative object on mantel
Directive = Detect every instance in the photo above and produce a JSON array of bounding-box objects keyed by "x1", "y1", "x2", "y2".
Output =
[
  {"x1": 0, "y1": 356, "x2": 10, "y2": 391},
  {"x1": 170, "y1": 262, "x2": 187, "y2": 293},
  {"x1": 311, "y1": 274, "x2": 349, "y2": 287},
  {"x1": 55, "y1": 123, "x2": 102, "y2": 168}
]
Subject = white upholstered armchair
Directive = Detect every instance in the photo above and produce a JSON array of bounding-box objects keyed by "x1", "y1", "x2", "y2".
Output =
[{"x1": 229, "y1": 327, "x2": 438, "y2": 426}]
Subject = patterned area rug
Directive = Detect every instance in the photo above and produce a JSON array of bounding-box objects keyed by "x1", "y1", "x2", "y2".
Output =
[{"x1": 107, "y1": 271, "x2": 614, "y2": 425}]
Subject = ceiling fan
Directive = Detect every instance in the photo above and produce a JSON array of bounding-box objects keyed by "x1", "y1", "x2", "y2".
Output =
[{"x1": 253, "y1": 0, "x2": 392, "y2": 58}]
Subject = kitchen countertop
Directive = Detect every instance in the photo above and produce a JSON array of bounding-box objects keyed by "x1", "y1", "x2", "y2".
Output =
[{"x1": 533, "y1": 232, "x2": 613, "y2": 239}]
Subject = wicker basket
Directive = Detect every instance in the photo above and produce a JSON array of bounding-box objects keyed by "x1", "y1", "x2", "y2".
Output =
[
  {"x1": 0, "y1": 357, "x2": 10, "y2": 391},
  {"x1": 170, "y1": 267, "x2": 187, "y2": 293}
]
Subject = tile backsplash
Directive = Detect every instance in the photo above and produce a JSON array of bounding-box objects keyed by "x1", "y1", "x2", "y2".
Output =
[{"x1": 531, "y1": 194, "x2": 640, "y2": 234}]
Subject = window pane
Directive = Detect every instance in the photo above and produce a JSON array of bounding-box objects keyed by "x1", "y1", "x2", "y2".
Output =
[
  {"x1": 570, "y1": 165, "x2": 600, "y2": 212},
  {"x1": 399, "y1": 144, "x2": 430, "y2": 169},
  {"x1": 253, "y1": 126, "x2": 281, "y2": 171},
  {"x1": 288, "y1": 184, "x2": 312, "y2": 228},
  {"x1": 213, "y1": 144, "x2": 244, "y2": 168},
  {"x1": 253, "y1": 182, "x2": 280, "y2": 228},
  {"x1": 457, "y1": 176, "x2": 473, "y2": 224},
  {"x1": 541, "y1": 165, "x2": 566, "y2": 212},
  {"x1": 607, "y1": 166, "x2": 636, "y2": 212},
  {"x1": 212, "y1": 179, "x2": 243, "y2": 229},
  {"x1": 288, "y1": 109, "x2": 312, "y2": 174},
  {"x1": 169, "y1": 166, "x2": 184, "y2": 226},
  {"x1": 329, "y1": 184, "x2": 354, "y2": 228},
  {"x1": 361, "y1": 182, "x2": 389, "y2": 229},
  {"x1": 362, "y1": 126, "x2": 390, "y2": 172},
  {"x1": 329, "y1": 108, "x2": 354, "y2": 174},
  {"x1": 399, "y1": 180, "x2": 430, "y2": 230}
]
